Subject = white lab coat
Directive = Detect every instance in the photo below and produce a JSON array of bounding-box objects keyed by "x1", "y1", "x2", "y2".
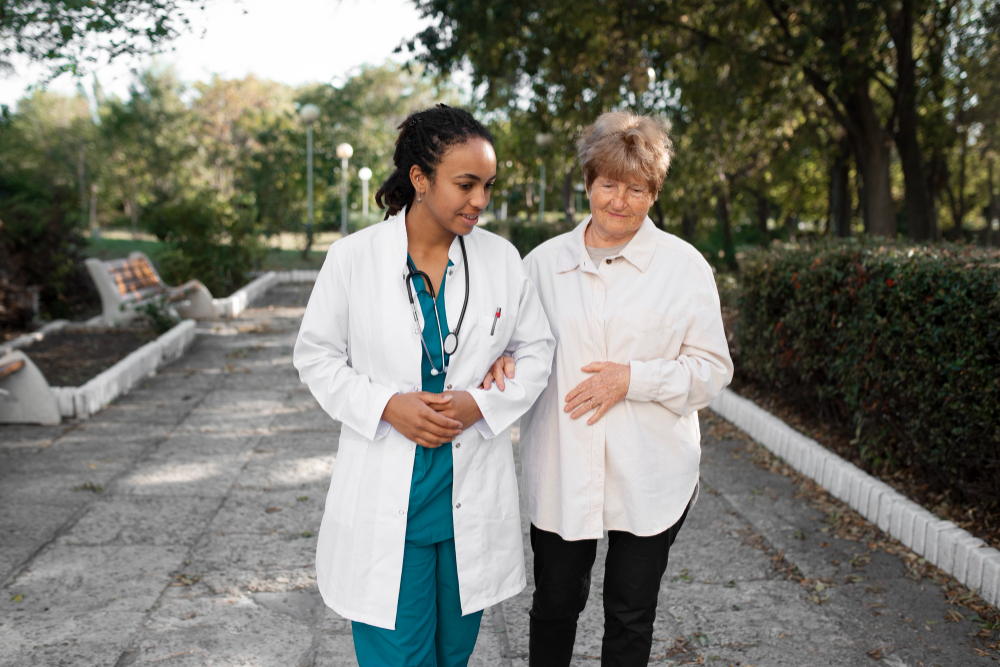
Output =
[{"x1": 293, "y1": 210, "x2": 555, "y2": 630}]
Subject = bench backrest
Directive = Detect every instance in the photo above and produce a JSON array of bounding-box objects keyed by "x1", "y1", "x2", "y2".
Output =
[
  {"x1": 0, "y1": 358, "x2": 25, "y2": 382},
  {"x1": 106, "y1": 256, "x2": 166, "y2": 300}
]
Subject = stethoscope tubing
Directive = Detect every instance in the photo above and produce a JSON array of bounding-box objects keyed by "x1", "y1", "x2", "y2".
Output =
[{"x1": 404, "y1": 236, "x2": 470, "y2": 375}]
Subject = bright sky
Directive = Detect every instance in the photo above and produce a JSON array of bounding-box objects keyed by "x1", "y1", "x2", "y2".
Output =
[{"x1": 0, "y1": 0, "x2": 436, "y2": 106}]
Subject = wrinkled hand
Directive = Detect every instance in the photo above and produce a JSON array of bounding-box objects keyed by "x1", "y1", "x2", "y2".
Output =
[
  {"x1": 382, "y1": 392, "x2": 463, "y2": 448},
  {"x1": 564, "y1": 361, "x2": 630, "y2": 425},
  {"x1": 479, "y1": 355, "x2": 515, "y2": 391},
  {"x1": 429, "y1": 390, "x2": 484, "y2": 430}
]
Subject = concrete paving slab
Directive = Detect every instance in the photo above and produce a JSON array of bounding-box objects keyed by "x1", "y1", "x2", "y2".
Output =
[
  {"x1": 0, "y1": 610, "x2": 147, "y2": 667},
  {"x1": 1, "y1": 282, "x2": 995, "y2": 666},
  {"x1": 208, "y1": 489, "x2": 326, "y2": 537},
  {"x1": 114, "y1": 452, "x2": 252, "y2": 499},
  {"x1": 1, "y1": 544, "x2": 182, "y2": 615},
  {"x1": 233, "y1": 451, "x2": 334, "y2": 492},
  {"x1": 125, "y1": 586, "x2": 317, "y2": 667},
  {"x1": 60, "y1": 495, "x2": 220, "y2": 547},
  {"x1": 0, "y1": 423, "x2": 73, "y2": 451}
]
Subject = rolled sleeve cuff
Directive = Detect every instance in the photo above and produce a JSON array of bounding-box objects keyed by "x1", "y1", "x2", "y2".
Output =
[
  {"x1": 626, "y1": 359, "x2": 661, "y2": 402},
  {"x1": 363, "y1": 387, "x2": 397, "y2": 441},
  {"x1": 466, "y1": 387, "x2": 500, "y2": 438}
]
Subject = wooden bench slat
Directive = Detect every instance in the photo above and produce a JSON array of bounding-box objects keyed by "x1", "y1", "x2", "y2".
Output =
[{"x1": 0, "y1": 359, "x2": 26, "y2": 381}]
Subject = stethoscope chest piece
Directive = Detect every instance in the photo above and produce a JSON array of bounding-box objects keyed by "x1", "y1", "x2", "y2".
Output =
[{"x1": 443, "y1": 333, "x2": 458, "y2": 356}]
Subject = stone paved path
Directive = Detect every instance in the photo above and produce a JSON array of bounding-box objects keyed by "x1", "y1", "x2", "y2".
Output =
[{"x1": 1, "y1": 282, "x2": 995, "y2": 666}]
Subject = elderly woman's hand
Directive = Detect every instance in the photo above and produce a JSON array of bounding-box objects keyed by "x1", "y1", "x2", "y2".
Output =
[{"x1": 564, "y1": 361, "x2": 630, "y2": 425}]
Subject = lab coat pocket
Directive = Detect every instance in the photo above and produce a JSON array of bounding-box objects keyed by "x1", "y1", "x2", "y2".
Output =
[
  {"x1": 491, "y1": 430, "x2": 519, "y2": 520},
  {"x1": 327, "y1": 435, "x2": 369, "y2": 529},
  {"x1": 473, "y1": 313, "x2": 515, "y2": 378},
  {"x1": 612, "y1": 306, "x2": 671, "y2": 360}
]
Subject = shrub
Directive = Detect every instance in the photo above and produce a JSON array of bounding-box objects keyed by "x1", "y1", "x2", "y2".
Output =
[
  {"x1": 145, "y1": 192, "x2": 266, "y2": 297},
  {"x1": 505, "y1": 220, "x2": 574, "y2": 257},
  {"x1": 0, "y1": 175, "x2": 99, "y2": 323},
  {"x1": 735, "y1": 240, "x2": 1000, "y2": 507}
]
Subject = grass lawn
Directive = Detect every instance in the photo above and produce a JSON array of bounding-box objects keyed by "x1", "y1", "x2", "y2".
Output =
[{"x1": 83, "y1": 232, "x2": 328, "y2": 272}]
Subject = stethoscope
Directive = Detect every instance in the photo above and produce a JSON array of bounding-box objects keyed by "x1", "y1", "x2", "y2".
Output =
[{"x1": 404, "y1": 236, "x2": 469, "y2": 376}]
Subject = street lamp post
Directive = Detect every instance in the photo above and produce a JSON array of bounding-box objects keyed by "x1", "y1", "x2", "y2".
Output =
[
  {"x1": 358, "y1": 167, "x2": 372, "y2": 219},
  {"x1": 337, "y1": 143, "x2": 354, "y2": 236},
  {"x1": 535, "y1": 132, "x2": 553, "y2": 222},
  {"x1": 299, "y1": 104, "x2": 320, "y2": 257}
]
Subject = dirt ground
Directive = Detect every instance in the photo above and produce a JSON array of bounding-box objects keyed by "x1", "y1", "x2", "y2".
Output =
[{"x1": 19, "y1": 325, "x2": 157, "y2": 387}]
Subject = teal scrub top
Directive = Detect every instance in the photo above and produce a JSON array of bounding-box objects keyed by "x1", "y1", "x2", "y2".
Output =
[{"x1": 404, "y1": 257, "x2": 455, "y2": 546}]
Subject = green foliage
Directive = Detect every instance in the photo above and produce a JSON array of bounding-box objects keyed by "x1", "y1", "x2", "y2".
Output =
[
  {"x1": 735, "y1": 241, "x2": 1000, "y2": 506},
  {"x1": 132, "y1": 296, "x2": 180, "y2": 335},
  {"x1": 0, "y1": 1, "x2": 199, "y2": 79},
  {"x1": 503, "y1": 220, "x2": 574, "y2": 258},
  {"x1": 145, "y1": 193, "x2": 266, "y2": 298},
  {"x1": 0, "y1": 173, "x2": 98, "y2": 321}
]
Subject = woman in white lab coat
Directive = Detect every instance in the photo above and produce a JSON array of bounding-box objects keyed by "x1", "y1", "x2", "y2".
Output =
[{"x1": 293, "y1": 104, "x2": 554, "y2": 667}]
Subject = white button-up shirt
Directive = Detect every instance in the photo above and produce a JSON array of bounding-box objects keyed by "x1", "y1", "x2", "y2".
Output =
[
  {"x1": 520, "y1": 217, "x2": 734, "y2": 541},
  {"x1": 294, "y1": 211, "x2": 555, "y2": 629}
]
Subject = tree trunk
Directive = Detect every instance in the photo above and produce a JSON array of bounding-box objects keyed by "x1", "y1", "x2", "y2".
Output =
[
  {"x1": 829, "y1": 136, "x2": 852, "y2": 237},
  {"x1": 681, "y1": 206, "x2": 697, "y2": 240},
  {"x1": 756, "y1": 193, "x2": 770, "y2": 241},
  {"x1": 561, "y1": 172, "x2": 575, "y2": 224},
  {"x1": 714, "y1": 173, "x2": 738, "y2": 270},
  {"x1": 77, "y1": 145, "x2": 87, "y2": 225},
  {"x1": 846, "y1": 82, "x2": 896, "y2": 237},
  {"x1": 650, "y1": 198, "x2": 664, "y2": 230},
  {"x1": 890, "y1": 1, "x2": 936, "y2": 241},
  {"x1": 784, "y1": 211, "x2": 798, "y2": 242}
]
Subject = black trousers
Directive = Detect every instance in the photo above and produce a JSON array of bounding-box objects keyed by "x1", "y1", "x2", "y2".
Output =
[{"x1": 528, "y1": 504, "x2": 690, "y2": 667}]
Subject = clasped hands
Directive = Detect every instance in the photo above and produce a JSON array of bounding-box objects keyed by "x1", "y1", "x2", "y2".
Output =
[
  {"x1": 481, "y1": 356, "x2": 630, "y2": 426},
  {"x1": 381, "y1": 390, "x2": 482, "y2": 448}
]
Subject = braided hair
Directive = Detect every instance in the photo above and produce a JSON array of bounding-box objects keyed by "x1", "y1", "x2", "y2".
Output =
[{"x1": 375, "y1": 104, "x2": 495, "y2": 219}]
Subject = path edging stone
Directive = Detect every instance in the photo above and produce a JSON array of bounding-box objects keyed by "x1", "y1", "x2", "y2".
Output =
[
  {"x1": 50, "y1": 319, "x2": 196, "y2": 419},
  {"x1": 708, "y1": 388, "x2": 1000, "y2": 608}
]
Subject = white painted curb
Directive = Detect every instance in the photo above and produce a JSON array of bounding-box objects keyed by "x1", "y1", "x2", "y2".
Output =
[
  {"x1": 49, "y1": 319, "x2": 197, "y2": 420},
  {"x1": 213, "y1": 273, "x2": 279, "y2": 318},
  {"x1": 273, "y1": 270, "x2": 320, "y2": 283},
  {"x1": 709, "y1": 388, "x2": 1000, "y2": 608},
  {"x1": 211, "y1": 270, "x2": 319, "y2": 319},
  {"x1": 0, "y1": 320, "x2": 70, "y2": 355}
]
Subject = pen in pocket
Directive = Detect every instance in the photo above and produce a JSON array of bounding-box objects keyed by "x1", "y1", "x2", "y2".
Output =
[{"x1": 490, "y1": 308, "x2": 501, "y2": 335}]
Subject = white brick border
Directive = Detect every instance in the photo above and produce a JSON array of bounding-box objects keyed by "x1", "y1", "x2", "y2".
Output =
[
  {"x1": 49, "y1": 319, "x2": 197, "y2": 420},
  {"x1": 211, "y1": 270, "x2": 319, "y2": 318},
  {"x1": 709, "y1": 388, "x2": 1000, "y2": 608}
]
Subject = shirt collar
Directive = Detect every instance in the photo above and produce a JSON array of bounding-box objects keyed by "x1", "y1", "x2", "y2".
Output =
[{"x1": 555, "y1": 215, "x2": 657, "y2": 274}]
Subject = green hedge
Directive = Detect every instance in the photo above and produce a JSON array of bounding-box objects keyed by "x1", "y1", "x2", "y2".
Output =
[{"x1": 735, "y1": 240, "x2": 1000, "y2": 506}]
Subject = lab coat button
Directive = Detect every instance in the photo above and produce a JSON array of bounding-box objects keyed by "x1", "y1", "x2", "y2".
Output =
[
  {"x1": 455, "y1": 503, "x2": 461, "y2": 509},
  {"x1": 454, "y1": 442, "x2": 461, "y2": 449},
  {"x1": 446, "y1": 384, "x2": 453, "y2": 390},
  {"x1": 398, "y1": 509, "x2": 405, "y2": 515},
  {"x1": 606, "y1": 258, "x2": 613, "y2": 264}
]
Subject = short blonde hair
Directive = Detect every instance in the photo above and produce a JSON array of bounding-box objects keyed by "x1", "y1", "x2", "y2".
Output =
[{"x1": 577, "y1": 112, "x2": 674, "y2": 196}]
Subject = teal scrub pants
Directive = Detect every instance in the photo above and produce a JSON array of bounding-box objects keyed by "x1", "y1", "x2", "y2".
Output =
[{"x1": 351, "y1": 538, "x2": 483, "y2": 667}]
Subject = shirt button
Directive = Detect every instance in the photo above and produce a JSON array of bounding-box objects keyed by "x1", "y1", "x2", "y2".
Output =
[{"x1": 606, "y1": 258, "x2": 613, "y2": 264}]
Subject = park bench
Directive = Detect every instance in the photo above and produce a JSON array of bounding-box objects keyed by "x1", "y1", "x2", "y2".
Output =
[
  {"x1": 85, "y1": 252, "x2": 217, "y2": 324},
  {"x1": 0, "y1": 350, "x2": 60, "y2": 424}
]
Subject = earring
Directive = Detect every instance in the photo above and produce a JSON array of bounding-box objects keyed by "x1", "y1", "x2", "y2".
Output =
[{"x1": 417, "y1": 193, "x2": 423, "y2": 203}]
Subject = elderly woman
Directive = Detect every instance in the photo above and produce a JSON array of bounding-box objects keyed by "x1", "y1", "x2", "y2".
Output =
[{"x1": 486, "y1": 112, "x2": 733, "y2": 666}]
